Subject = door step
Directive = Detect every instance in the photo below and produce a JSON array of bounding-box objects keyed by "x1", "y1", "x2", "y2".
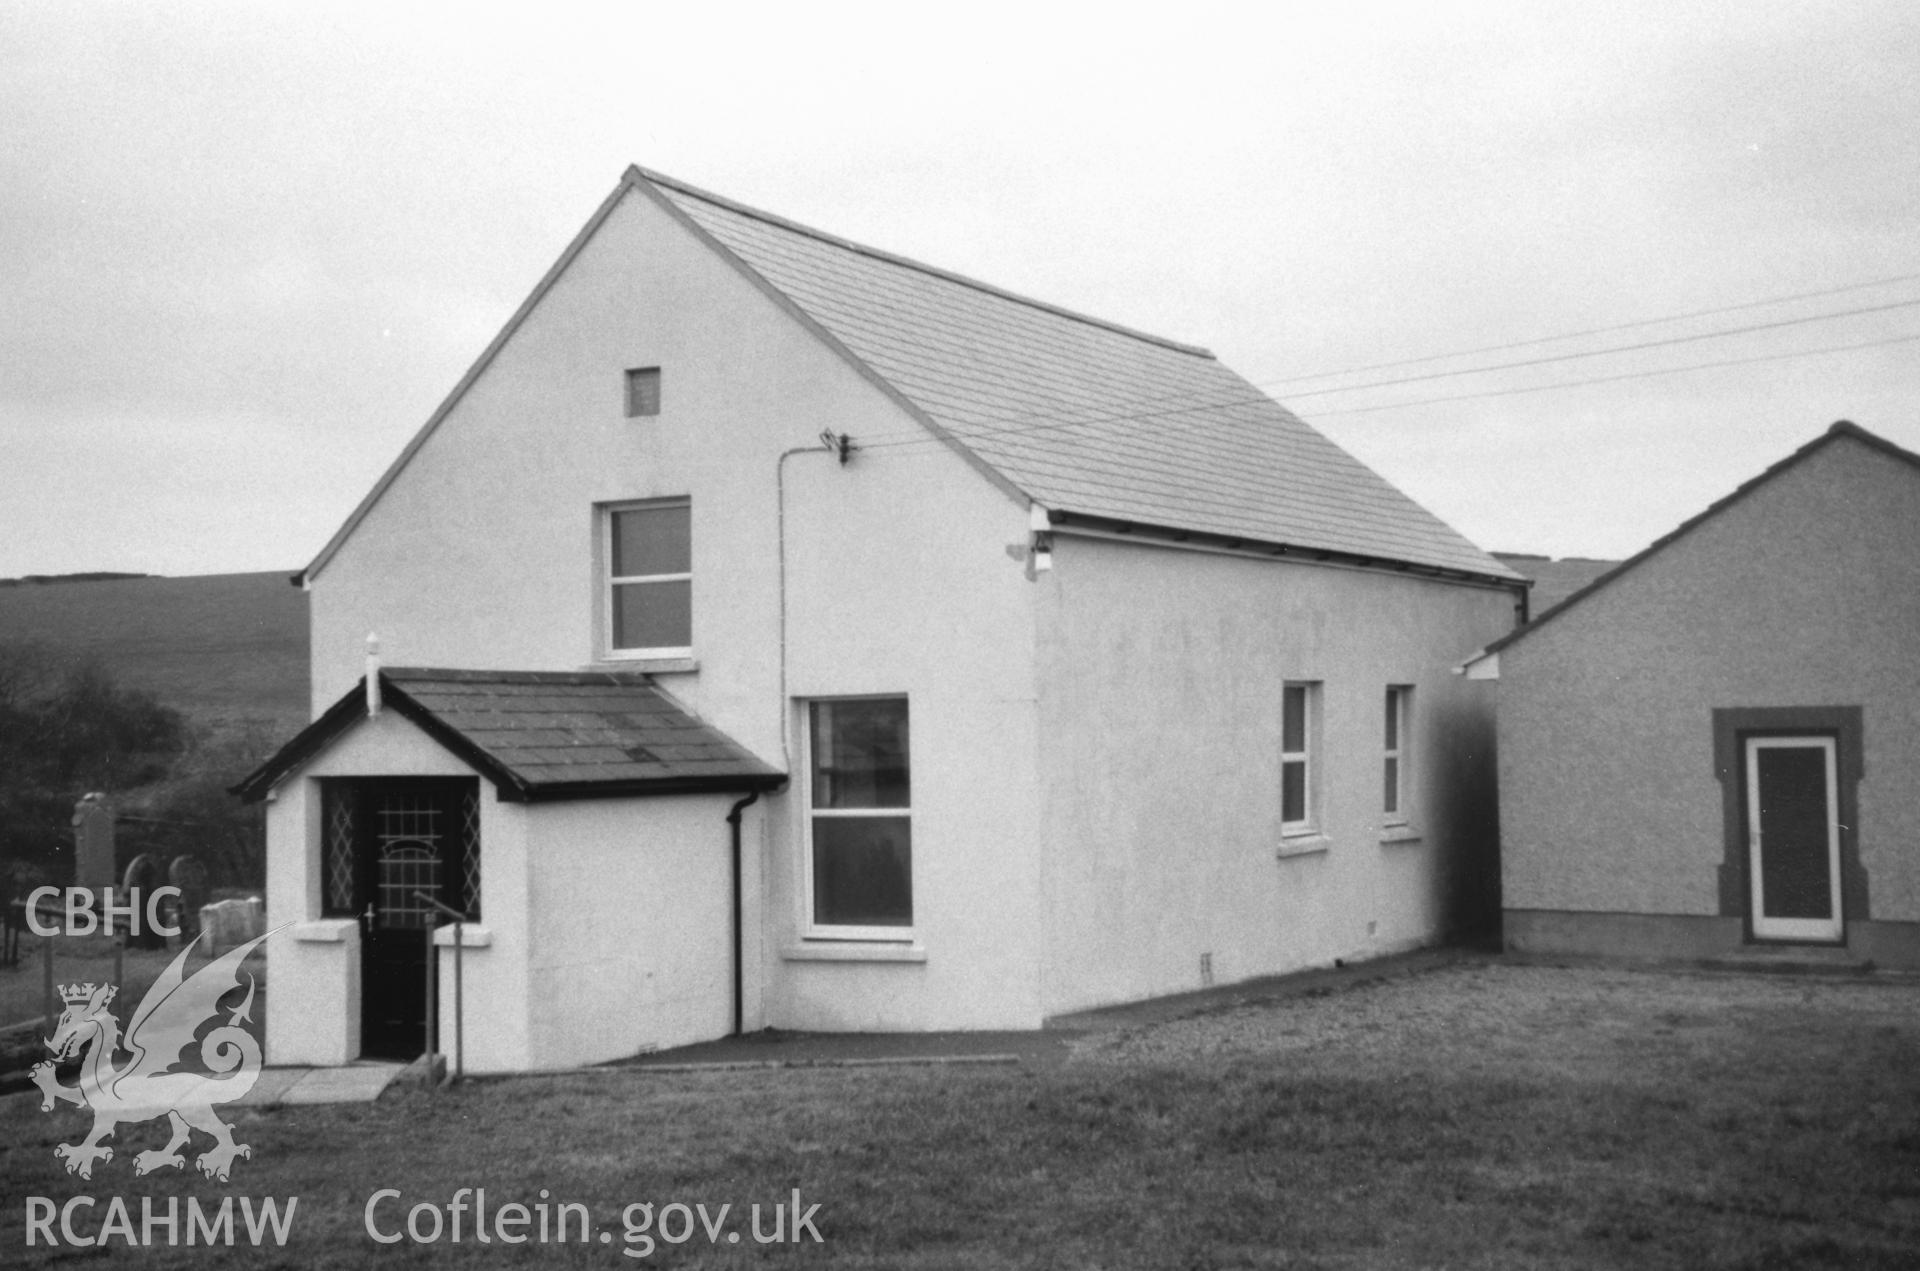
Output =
[{"x1": 1697, "y1": 943, "x2": 1872, "y2": 975}]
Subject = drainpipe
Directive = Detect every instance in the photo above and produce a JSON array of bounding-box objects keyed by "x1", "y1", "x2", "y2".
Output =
[
  {"x1": 725, "y1": 789, "x2": 762, "y2": 1037},
  {"x1": 775, "y1": 437, "x2": 842, "y2": 774}
]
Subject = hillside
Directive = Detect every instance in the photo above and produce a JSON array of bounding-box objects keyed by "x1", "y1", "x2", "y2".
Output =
[
  {"x1": 0, "y1": 571, "x2": 308, "y2": 740},
  {"x1": 0, "y1": 561, "x2": 1624, "y2": 746}
]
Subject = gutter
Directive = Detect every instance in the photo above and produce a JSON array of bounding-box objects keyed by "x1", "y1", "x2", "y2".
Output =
[{"x1": 1043, "y1": 510, "x2": 1528, "y2": 593}]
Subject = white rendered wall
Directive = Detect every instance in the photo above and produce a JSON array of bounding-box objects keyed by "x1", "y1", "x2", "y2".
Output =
[
  {"x1": 261, "y1": 711, "x2": 533, "y2": 1072},
  {"x1": 522, "y1": 794, "x2": 738, "y2": 1067},
  {"x1": 304, "y1": 182, "x2": 1046, "y2": 1036},
  {"x1": 1033, "y1": 535, "x2": 1513, "y2": 1017},
  {"x1": 767, "y1": 443, "x2": 1045, "y2": 1031}
]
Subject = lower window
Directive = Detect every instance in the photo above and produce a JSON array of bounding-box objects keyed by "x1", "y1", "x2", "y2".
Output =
[
  {"x1": 805, "y1": 697, "x2": 912, "y2": 936},
  {"x1": 1384, "y1": 685, "x2": 1412, "y2": 823},
  {"x1": 1281, "y1": 681, "x2": 1320, "y2": 833}
]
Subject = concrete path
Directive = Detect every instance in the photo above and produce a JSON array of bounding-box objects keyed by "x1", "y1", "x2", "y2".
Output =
[
  {"x1": 619, "y1": 1028, "x2": 1072, "y2": 1071},
  {"x1": 1049, "y1": 945, "x2": 1471, "y2": 1031},
  {"x1": 239, "y1": 1061, "x2": 403, "y2": 1106},
  {"x1": 613, "y1": 948, "x2": 1472, "y2": 1073}
]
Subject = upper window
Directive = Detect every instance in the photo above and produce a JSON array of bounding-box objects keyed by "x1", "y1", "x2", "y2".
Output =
[
  {"x1": 1384, "y1": 685, "x2": 1412, "y2": 823},
  {"x1": 606, "y1": 500, "x2": 691, "y2": 656},
  {"x1": 625, "y1": 367, "x2": 661, "y2": 418},
  {"x1": 1282, "y1": 681, "x2": 1320, "y2": 834},
  {"x1": 805, "y1": 697, "x2": 912, "y2": 938}
]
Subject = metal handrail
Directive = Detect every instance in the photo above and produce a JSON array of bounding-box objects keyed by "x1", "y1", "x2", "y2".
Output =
[{"x1": 412, "y1": 892, "x2": 472, "y2": 1088}]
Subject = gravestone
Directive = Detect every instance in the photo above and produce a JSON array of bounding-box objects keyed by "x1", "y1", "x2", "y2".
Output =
[
  {"x1": 167, "y1": 855, "x2": 210, "y2": 940},
  {"x1": 72, "y1": 794, "x2": 115, "y2": 892},
  {"x1": 200, "y1": 897, "x2": 265, "y2": 955},
  {"x1": 121, "y1": 854, "x2": 165, "y2": 949}
]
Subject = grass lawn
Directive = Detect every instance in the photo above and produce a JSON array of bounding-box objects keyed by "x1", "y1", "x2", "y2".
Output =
[
  {"x1": 0, "y1": 935, "x2": 258, "y2": 1092},
  {"x1": 0, "y1": 935, "x2": 227, "y2": 1034},
  {"x1": 3, "y1": 960, "x2": 1918, "y2": 1268}
]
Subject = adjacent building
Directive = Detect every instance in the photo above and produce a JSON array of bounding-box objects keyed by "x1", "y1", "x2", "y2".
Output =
[{"x1": 1466, "y1": 422, "x2": 1920, "y2": 967}]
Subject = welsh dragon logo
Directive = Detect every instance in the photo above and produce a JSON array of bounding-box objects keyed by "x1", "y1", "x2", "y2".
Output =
[{"x1": 31, "y1": 928, "x2": 280, "y2": 1182}]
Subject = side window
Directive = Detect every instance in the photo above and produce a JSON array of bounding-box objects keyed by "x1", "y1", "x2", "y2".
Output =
[
  {"x1": 1282, "y1": 681, "x2": 1321, "y2": 835},
  {"x1": 321, "y1": 780, "x2": 357, "y2": 917},
  {"x1": 1384, "y1": 685, "x2": 1412, "y2": 823},
  {"x1": 605, "y1": 499, "x2": 691, "y2": 657},
  {"x1": 805, "y1": 698, "x2": 912, "y2": 938}
]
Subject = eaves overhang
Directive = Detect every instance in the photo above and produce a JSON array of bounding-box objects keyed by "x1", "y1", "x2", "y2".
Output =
[{"x1": 1045, "y1": 509, "x2": 1529, "y2": 592}]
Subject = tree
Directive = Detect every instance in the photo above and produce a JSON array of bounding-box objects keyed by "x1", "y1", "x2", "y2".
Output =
[{"x1": 0, "y1": 642, "x2": 187, "y2": 894}]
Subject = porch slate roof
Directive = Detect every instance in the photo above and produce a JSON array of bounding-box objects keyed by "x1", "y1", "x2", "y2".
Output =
[{"x1": 232, "y1": 668, "x2": 785, "y2": 803}]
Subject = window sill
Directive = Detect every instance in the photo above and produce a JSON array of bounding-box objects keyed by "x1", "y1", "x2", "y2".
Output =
[
  {"x1": 1379, "y1": 825, "x2": 1424, "y2": 846},
  {"x1": 782, "y1": 942, "x2": 927, "y2": 964},
  {"x1": 592, "y1": 656, "x2": 698, "y2": 675},
  {"x1": 432, "y1": 923, "x2": 492, "y2": 947},
  {"x1": 1275, "y1": 834, "x2": 1332, "y2": 859},
  {"x1": 293, "y1": 919, "x2": 357, "y2": 944}
]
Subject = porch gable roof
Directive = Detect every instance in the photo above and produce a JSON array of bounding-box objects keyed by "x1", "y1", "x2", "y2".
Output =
[{"x1": 232, "y1": 668, "x2": 785, "y2": 803}]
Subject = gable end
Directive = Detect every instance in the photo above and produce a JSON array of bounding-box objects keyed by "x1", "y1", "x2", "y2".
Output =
[{"x1": 1480, "y1": 421, "x2": 1920, "y2": 657}]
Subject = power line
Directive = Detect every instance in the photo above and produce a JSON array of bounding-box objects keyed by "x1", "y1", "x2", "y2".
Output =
[
  {"x1": 1276, "y1": 296, "x2": 1920, "y2": 400},
  {"x1": 851, "y1": 328, "x2": 1918, "y2": 458},
  {"x1": 853, "y1": 317, "x2": 1920, "y2": 457},
  {"x1": 1307, "y1": 330, "x2": 1920, "y2": 418},
  {"x1": 837, "y1": 281, "x2": 1920, "y2": 456},
  {"x1": 1255, "y1": 270, "x2": 1920, "y2": 386}
]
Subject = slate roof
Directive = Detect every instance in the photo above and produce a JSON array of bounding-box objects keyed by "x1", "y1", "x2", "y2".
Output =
[
  {"x1": 1491, "y1": 553, "x2": 1620, "y2": 616},
  {"x1": 233, "y1": 668, "x2": 784, "y2": 803},
  {"x1": 301, "y1": 166, "x2": 1520, "y2": 586},
  {"x1": 643, "y1": 169, "x2": 1518, "y2": 583}
]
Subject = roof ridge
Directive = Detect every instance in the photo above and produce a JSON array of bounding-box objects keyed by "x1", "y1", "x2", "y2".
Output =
[
  {"x1": 627, "y1": 165, "x2": 1217, "y2": 361},
  {"x1": 383, "y1": 666, "x2": 654, "y2": 685},
  {"x1": 1477, "y1": 419, "x2": 1914, "y2": 656}
]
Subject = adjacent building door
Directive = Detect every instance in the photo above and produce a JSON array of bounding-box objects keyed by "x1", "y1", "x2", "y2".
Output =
[{"x1": 1745, "y1": 736, "x2": 1842, "y2": 943}]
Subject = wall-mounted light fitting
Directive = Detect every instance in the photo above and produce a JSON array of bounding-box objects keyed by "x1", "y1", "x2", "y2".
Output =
[{"x1": 1026, "y1": 503, "x2": 1053, "y2": 578}]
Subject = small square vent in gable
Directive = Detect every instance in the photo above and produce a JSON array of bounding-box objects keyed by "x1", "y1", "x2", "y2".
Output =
[{"x1": 625, "y1": 367, "x2": 661, "y2": 417}]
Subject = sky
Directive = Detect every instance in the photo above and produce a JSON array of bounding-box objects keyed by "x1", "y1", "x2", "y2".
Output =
[{"x1": 2, "y1": 0, "x2": 1916, "y2": 577}]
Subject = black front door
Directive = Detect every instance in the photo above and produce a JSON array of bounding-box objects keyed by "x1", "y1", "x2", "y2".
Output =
[
  {"x1": 362, "y1": 837, "x2": 438, "y2": 1059},
  {"x1": 332, "y1": 779, "x2": 479, "y2": 1060}
]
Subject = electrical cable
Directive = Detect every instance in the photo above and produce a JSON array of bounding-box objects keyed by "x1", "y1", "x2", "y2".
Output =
[
  {"x1": 823, "y1": 285, "x2": 1920, "y2": 455},
  {"x1": 1254, "y1": 270, "x2": 1920, "y2": 386},
  {"x1": 1309, "y1": 330, "x2": 1920, "y2": 417},
  {"x1": 848, "y1": 328, "x2": 1919, "y2": 456},
  {"x1": 1275, "y1": 296, "x2": 1920, "y2": 400}
]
